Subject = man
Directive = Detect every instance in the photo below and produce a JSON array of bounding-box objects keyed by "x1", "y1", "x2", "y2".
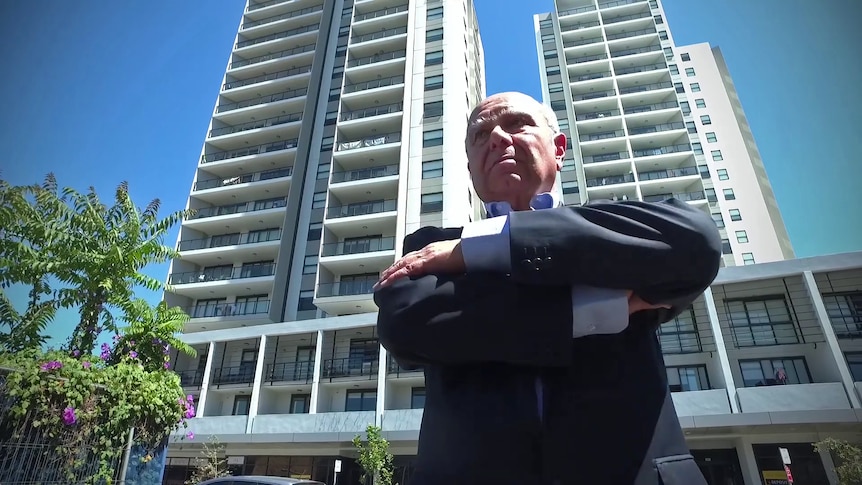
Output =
[{"x1": 373, "y1": 92, "x2": 721, "y2": 484}]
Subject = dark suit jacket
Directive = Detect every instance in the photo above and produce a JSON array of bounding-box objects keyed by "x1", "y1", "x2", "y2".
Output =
[{"x1": 374, "y1": 198, "x2": 722, "y2": 485}]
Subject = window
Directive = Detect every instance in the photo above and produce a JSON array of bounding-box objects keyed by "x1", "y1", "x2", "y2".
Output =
[
  {"x1": 289, "y1": 394, "x2": 310, "y2": 414},
  {"x1": 329, "y1": 86, "x2": 340, "y2": 102},
  {"x1": 692, "y1": 142, "x2": 703, "y2": 155},
  {"x1": 311, "y1": 191, "x2": 327, "y2": 209},
  {"x1": 423, "y1": 100, "x2": 443, "y2": 119},
  {"x1": 659, "y1": 30, "x2": 668, "y2": 40},
  {"x1": 695, "y1": 98, "x2": 706, "y2": 108},
  {"x1": 426, "y1": 27, "x2": 443, "y2": 42},
  {"x1": 307, "y1": 222, "x2": 322, "y2": 241},
  {"x1": 685, "y1": 67, "x2": 696, "y2": 77},
  {"x1": 654, "y1": 14, "x2": 664, "y2": 24},
  {"x1": 427, "y1": 6, "x2": 443, "y2": 20},
  {"x1": 423, "y1": 129, "x2": 443, "y2": 147},
  {"x1": 721, "y1": 238, "x2": 732, "y2": 254},
  {"x1": 422, "y1": 159, "x2": 443, "y2": 179},
  {"x1": 690, "y1": 82, "x2": 701, "y2": 92},
  {"x1": 848, "y1": 353, "x2": 862, "y2": 381},
  {"x1": 680, "y1": 101, "x2": 691, "y2": 115},
  {"x1": 425, "y1": 50, "x2": 443, "y2": 66},
  {"x1": 546, "y1": 65, "x2": 561, "y2": 75},
  {"x1": 685, "y1": 121, "x2": 697, "y2": 134},
  {"x1": 823, "y1": 292, "x2": 862, "y2": 338},
  {"x1": 649, "y1": 0, "x2": 658, "y2": 8},
  {"x1": 705, "y1": 132, "x2": 717, "y2": 142},
  {"x1": 666, "y1": 365, "x2": 709, "y2": 392},
  {"x1": 711, "y1": 213, "x2": 725, "y2": 228},
  {"x1": 539, "y1": 19, "x2": 554, "y2": 29},
  {"x1": 698, "y1": 165, "x2": 710, "y2": 179},
  {"x1": 297, "y1": 290, "x2": 316, "y2": 312},
  {"x1": 541, "y1": 33, "x2": 555, "y2": 44},
  {"x1": 543, "y1": 49, "x2": 556, "y2": 60},
  {"x1": 729, "y1": 209, "x2": 741, "y2": 221},
  {"x1": 717, "y1": 169, "x2": 729, "y2": 180},
  {"x1": 421, "y1": 192, "x2": 443, "y2": 213},
  {"x1": 669, "y1": 64, "x2": 679, "y2": 75},
  {"x1": 303, "y1": 255, "x2": 318, "y2": 274},
  {"x1": 739, "y1": 357, "x2": 809, "y2": 387},
  {"x1": 700, "y1": 115, "x2": 712, "y2": 125},
  {"x1": 561, "y1": 181, "x2": 579, "y2": 195},
  {"x1": 723, "y1": 188, "x2": 735, "y2": 200},
  {"x1": 548, "y1": 82, "x2": 563, "y2": 93},
  {"x1": 742, "y1": 252, "x2": 755, "y2": 265},
  {"x1": 705, "y1": 188, "x2": 717, "y2": 203},
  {"x1": 321, "y1": 135, "x2": 334, "y2": 151},
  {"x1": 663, "y1": 47, "x2": 674, "y2": 59},
  {"x1": 232, "y1": 395, "x2": 251, "y2": 415},
  {"x1": 657, "y1": 307, "x2": 701, "y2": 354},
  {"x1": 411, "y1": 387, "x2": 426, "y2": 409},
  {"x1": 424, "y1": 74, "x2": 443, "y2": 91},
  {"x1": 241, "y1": 261, "x2": 274, "y2": 278},
  {"x1": 324, "y1": 110, "x2": 338, "y2": 125},
  {"x1": 674, "y1": 82, "x2": 685, "y2": 94},
  {"x1": 681, "y1": 53, "x2": 691, "y2": 61},
  {"x1": 345, "y1": 389, "x2": 377, "y2": 411},
  {"x1": 735, "y1": 230, "x2": 748, "y2": 243},
  {"x1": 727, "y1": 298, "x2": 798, "y2": 347},
  {"x1": 317, "y1": 162, "x2": 331, "y2": 179}
]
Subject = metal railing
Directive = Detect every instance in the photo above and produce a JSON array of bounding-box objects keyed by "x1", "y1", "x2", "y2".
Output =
[
  {"x1": 563, "y1": 36, "x2": 603, "y2": 48},
  {"x1": 317, "y1": 277, "x2": 378, "y2": 297},
  {"x1": 570, "y1": 52, "x2": 607, "y2": 64},
  {"x1": 638, "y1": 166, "x2": 698, "y2": 181},
  {"x1": 610, "y1": 44, "x2": 663, "y2": 58},
  {"x1": 336, "y1": 132, "x2": 401, "y2": 151},
  {"x1": 223, "y1": 64, "x2": 311, "y2": 90},
  {"x1": 642, "y1": 191, "x2": 705, "y2": 202},
  {"x1": 169, "y1": 264, "x2": 276, "y2": 285},
  {"x1": 247, "y1": 0, "x2": 291, "y2": 12},
  {"x1": 343, "y1": 74, "x2": 405, "y2": 94},
  {"x1": 351, "y1": 26, "x2": 408, "y2": 44},
  {"x1": 387, "y1": 356, "x2": 423, "y2": 376},
  {"x1": 241, "y1": 5, "x2": 323, "y2": 30},
  {"x1": 210, "y1": 112, "x2": 303, "y2": 137},
  {"x1": 176, "y1": 369, "x2": 205, "y2": 388},
  {"x1": 178, "y1": 228, "x2": 282, "y2": 251},
  {"x1": 187, "y1": 197, "x2": 286, "y2": 220},
  {"x1": 184, "y1": 300, "x2": 272, "y2": 318},
  {"x1": 322, "y1": 357, "x2": 379, "y2": 379},
  {"x1": 216, "y1": 86, "x2": 308, "y2": 113},
  {"x1": 347, "y1": 49, "x2": 407, "y2": 68},
  {"x1": 321, "y1": 237, "x2": 396, "y2": 257},
  {"x1": 615, "y1": 62, "x2": 667, "y2": 76},
  {"x1": 633, "y1": 143, "x2": 691, "y2": 158},
  {"x1": 599, "y1": 0, "x2": 647, "y2": 9},
  {"x1": 327, "y1": 199, "x2": 397, "y2": 219},
  {"x1": 586, "y1": 173, "x2": 636, "y2": 187},
  {"x1": 619, "y1": 81, "x2": 674, "y2": 95},
  {"x1": 602, "y1": 11, "x2": 653, "y2": 24},
  {"x1": 201, "y1": 138, "x2": 298, "y2": 163},
  {"x1": 340, "y1": 102, "x2": 402, "y2": 122},
  {"x1": 212, "y1": 365, "x2": 256, "y2": 385},
  {"x1": 573, "y1": 89, "x2": 616, "y2": 101},
  {"x1": 576, "y1": 109, "x2": 620, "y2": 121},
  {"x1": 330, "y1": 163, "x2": 398, "y2": 183},
  {"x1": 560, "y1": 20, "x2": 600, "y2": 32},
  {"x1": 624, "y1": 100, "x2": 678, "y2": 114},
  {"x1": 235, "y1": 23, "x2": 318, "y2": 49},
  {"x1": 574, "y1": 71, "x2": 612, "y2": 82},
  {"x1": 605, "y1": 27, "x2": 657, "y2": 41},
  {"x1": 354, "y1": 4, "x2": 409, "y2": 22},
  {"x1": 628, "y1": 121, "x2": 686, "y2": 136},
  {"x1": 583, "y1": 151, "x2": 629, "y2": 164},
  {"x1": 580, "y1": 130, "x2": 625, "y2": 142},
  {"x1": 558, "y1": 4, "x2": 596, "y2": 16},
  {"x1": 266, "y1": 361, "x2": 314, "y2": 383}
]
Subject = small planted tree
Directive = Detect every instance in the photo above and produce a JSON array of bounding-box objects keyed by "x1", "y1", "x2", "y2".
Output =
[
  {"x1": 814, "y1": 438, "x2": 862, "y2": 485},
  {"x1": 185, "y1": 436, "x2": 232, "y2": 485},
  {"x1": 352, "y1": 424, "x2": 394, "y2": 485}
]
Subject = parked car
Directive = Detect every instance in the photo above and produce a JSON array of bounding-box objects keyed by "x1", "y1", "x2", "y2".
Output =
[{"x1": 196, "y1": 476, "x2": 325, "y2": 485}]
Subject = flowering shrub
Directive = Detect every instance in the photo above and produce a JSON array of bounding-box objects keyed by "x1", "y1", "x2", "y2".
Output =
[{"x1": 0, "y1": 349, "x2": 192, "y2": 484}]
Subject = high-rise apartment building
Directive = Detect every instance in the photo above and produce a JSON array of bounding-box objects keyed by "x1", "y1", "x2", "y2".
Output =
[
  {"x1": 162, "y1": 0, "x2": 484, "y2": 482},
  {"x1": 534, "y1": 0, "x2": 793, "y2": 267}
]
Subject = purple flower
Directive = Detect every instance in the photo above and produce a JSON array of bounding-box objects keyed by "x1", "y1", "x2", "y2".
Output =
[
  {"x1": 99, "y1": 343, "x2": 112, "y2": 361},
  {"x1": 112, "y1": 334, "x2": 120, "y2": 343},
  {"x1": 163, "y1": 361, "x2": 170, "y2": 369},
  {"x1": 186, "y1": 431, "x2": 194, "y2": 440},
  {"x1": 129, "y1": 350, "x2": 138, "y2": 359},
  {"x1": 162, "y1": 344, "x2": 170, "y2": 355},
  {"x1": 82, "y1": 361, "x2": 91, "y2": 369},
  {"x1": 39, "y1": 360, "x2": 63, "y2": 371},
  {"x1": 62, "y1": 407, "x2": 77, "y2": 425},
  {"x1": 71, "y1": 350, "x2": 80, "y2": 358},
  {"x1": 129, "y1": 340, "x2": 135, "y2": 346}
]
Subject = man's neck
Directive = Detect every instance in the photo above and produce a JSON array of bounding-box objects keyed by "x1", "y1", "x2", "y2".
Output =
[{"x1": 483, "y1": 191, "x2": 561, "y2": 218}]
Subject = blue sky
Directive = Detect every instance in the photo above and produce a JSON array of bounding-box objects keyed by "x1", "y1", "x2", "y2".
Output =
[{"x1": 1, "y1": 0, "x2": 860, "y2": 346}]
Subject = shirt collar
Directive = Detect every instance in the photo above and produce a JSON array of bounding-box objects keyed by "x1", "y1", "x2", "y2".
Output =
[{"x1": 484, "y1": 191, "x2": 561, "y2": 218}]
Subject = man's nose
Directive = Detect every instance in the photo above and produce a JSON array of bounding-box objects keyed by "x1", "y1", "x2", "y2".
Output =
[{"x1": 488, "y1": 124, "x2": 512, "y2": 149}]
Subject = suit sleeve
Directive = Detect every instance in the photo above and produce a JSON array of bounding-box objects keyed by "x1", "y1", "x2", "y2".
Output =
[
  {"x1": 506, "y1": 198, "x2": 722, "y2": 316},
  {"x1": 374, "y1": 227, "x2": 574, "y2": 368}
]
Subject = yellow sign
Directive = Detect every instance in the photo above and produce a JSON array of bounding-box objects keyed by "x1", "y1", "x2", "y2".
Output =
[{"x1": 762, "y1": 470, "x2": 790, "y2": 485}]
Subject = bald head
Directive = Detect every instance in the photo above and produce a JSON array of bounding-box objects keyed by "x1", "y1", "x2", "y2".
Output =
[{"x1": 466, "y1": 92, "x2": 559, "y2": 149}]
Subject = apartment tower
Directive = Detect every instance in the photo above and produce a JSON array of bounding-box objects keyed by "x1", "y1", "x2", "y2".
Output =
[
  {"x1": 535, "y1": 0, "x2": 794, "y2": 267},
  {"x1": 162, "y1": 0, "x2": 484, "y2": 482}
]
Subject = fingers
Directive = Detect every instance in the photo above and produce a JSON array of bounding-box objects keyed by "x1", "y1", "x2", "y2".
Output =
[{"x1": 375, "y1": 252, "x2": 421, "y2": 290}]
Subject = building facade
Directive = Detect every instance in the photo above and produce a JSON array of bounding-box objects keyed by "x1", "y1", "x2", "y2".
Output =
[{"x1": 534, "y1": 0, "x2": 794, "y2": 267}]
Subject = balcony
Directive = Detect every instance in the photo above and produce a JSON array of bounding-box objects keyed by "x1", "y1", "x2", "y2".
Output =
[
  {"x1": 569, "y1": 52, "x2": 607, "y2": 64},
  {"x1": 579, "y1": 130, "x2": 625, "y2": 143},
  {"x1": 387, "y1": 357, "x2": 423, "y2": 379},
  {"x1": 334, "y1": 133, "x2": 401, "y2": 168},
  {"x1": 583, "y1": 151, "x2": 629, "y2": 165},
  {"x1": 610, "y1": 44, "x2": 663, "y2": 59},
  {"x1": 265, "y1": 360, "x2": 315, "y2": 385},
  {"x1": 354, "y1": 4, "x2": 409, "y2": 24},
  {"x1": 235, "y1": 22, "x2": 318, "y2": 50},
  {"x1": 351, "y1": 26, "x2": 408, "y2": 46},
  {"x1": 632, "y1": 143, "x2": 691, "y2": 159},
  {"x1": 211, "y1": 364, "x2": 256, "y2": 387},
  {"x1": 223, "y1": 64, "x2": 311, "y2": 92},
  {"x1": 586, "y1": 173, "x2": 636, "y2": 188},
  {"x1": 670, "y1": 389, "x2": 731, "y2": 417},
  {"x1": 250, "y1": 412, "x2": 375, "y2": 437},
  {"x1": 176, "y1": 369, "x2": 205, "y2": 389},
  {"x1": 618, "y1": 81, "x2": 674, "y2": 96},
  {"x1": 559, "y1": 20, "x2": 600, "y2": 34},
  {"x1": 737, "y1": 383, "x2": 852, "y2": 413},
  {"x1": 343, "y1": 74, "x2": 405, "y2": 97},
  {"x1": 247, "y1": 0, "x2": 292, "y2": 12},
  {"x1": 182, "y1": 416, "x2": 248, "y2": 439},
  {"x1": 573, "y1": 89, "x2": 616, "y2": 102},
  {"x1": 228, "y1": 44, "x2": 317, "y2": 71},
  {"x1": 322, "y1": 357, "x2": 379, "y2": 380},
  {"x1": 190, "y1": 169, "x2": 291, "y2": 208},
  {"x1": 602, "y1": 10, "x2": 653, "y2": 25},
  {"x1": 215, "y1": 87, "x2": 308, "y2": 115},
  {"x1": 615, "y1": 62, "x2": 667, "y2": 76},
  {"x1": 319, "y1": 237, "x2": 397, "y2": 275},
  {"x1": 329, "y1": 164, "x2": 399, "y2": 204},
  {"x1": 571, "y1": 71, "x2": 613, "y2": 83},
  {"x1": 347, "y1": 50, "x2": 406, "y2": 70},
  {"x1": 331, "y1": 164, "x2": 398, "y2": 184},
  {"x1": 240, "y1": 5, "x2": 323, "y2": 31},
  {"x1": 605, "y1": 26, "x2": 657, "y2": 41},
  {"x1": 623, "y1": 100, "x2": 678, "y2": 115},
  {"x1": 563, "y1": 36, "x2": 604, "y2": 49},
  {"x1": 340, "y1": 102, "x2": 402, "y2": 123},
  {"x1": 315, "y1": 275, "x2": 378, "y2": 315},
  {"x1": 599, "y1": 0, "x2": 647, "y2": 9},
  {"x1": 558, "y1": 4, "x2": 597, "y2": 17},
  {"x1": 642, "y1": 191, "x2": 706, "y2": 203},
  {"x1": 575, "y1": 108, "x2": 620, "y2": 121},
  {"x1": 178, "y1": 229, "x2": 281, "y2": 266},
  {"x1": 184, "y1": 197, "x2": 286, "y2": 234},
  {"x1": 628, "y1": 121, "x2": 686, "y2": 136},
  {"x1": 201, "y1": 138, "x2": 298, "y2": 168},
  {"x1": 184, "y1": 299, "x2": 271, "y2": 320}
]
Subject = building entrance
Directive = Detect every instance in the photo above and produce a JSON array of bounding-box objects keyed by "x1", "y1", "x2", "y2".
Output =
[{"x1": 691, "y1": 448, "x2": 745, "y2": 485}]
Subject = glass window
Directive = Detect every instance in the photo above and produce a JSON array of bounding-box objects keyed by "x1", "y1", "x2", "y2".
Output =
[
  {"x1": 735, "y1": 230, "x2": 748, "y2": 243},
  {"x1": 659, "y1": 30, "x2": 668, "y2": 40},
  {"x1": 711, "y1": 213, "x2": 725, "y2": 228},
  {"x1": 669, "y1": 64, "x2": 679, "y2": 75},
  {"x1": 695, "y1": 98, "x2": 706, "y2": 108},
  {"x1": 690, "y1": 82, "x2": 701, "y2": 92},
  {"x1": 723, "y1": 188, "x2": 735, "y2": 200},
  {"x1": 705, "y1": 188, "x2": 717, "y2": 203},
  {"x1": 742, "y1": 253, "x2": 755, "y2": 265},
  {"x1": 663, "y1": 47, "x2": 674, "y2": 59},
  {"x1": 422, "y1": 159, "x2": 443, "y2": 179},
  {"x1": 425, "y1": 50, "x2": 444, "y2": 66},
  {"x1": 411, "y1": 387, "x2": 426, "y2": 409},
  {"x1": 685, "y1": 121, "x2": 697, "y2": 134},
  {"x1": 666, "y1": 365, "x2": 709, "y2": 392},
  {"x1": 681, "y1": 53, "x2": 691, "y2": 61},
  {"x1": 543, "y1": 49, "x2": 556, "y2": 59},
  {"x1": 706, "y1": 132, "x2": 718, "y2": 142},
  {"x1": 232, "y1": 395, "x2": 251, "y2": 415},
  {"x1": 739, "y1": 357, "x2": 809, "y2": 387},
  {"x1": 548, "y1": 82, "x2": 563, "y2": 93},
  {"x1": 424, "y1": 74, "x2": 443, "y2": 91},
  {"x1": 321, "y1": 135, "x2": 334, "y2": 151},
  {"x1": 561, "y1": 181, "x2": 579, "y2": 195},
  {"x1": 317, "y1": 162, "x2": 331, "y2": 180},
  {"x1": 692, "y1": 142, "x2": 703, "y2": 155},
  {"x1": 426, "y1": 27, "x2": 443, "y2": 42},
  {"x1": 654, "y1": 14, "x2": 664, "y2": 24},
  {"x1": 345, "y1": 389, "x2": 377, "y2": 411},
  {"x1": 303, "y1": 255, "x2": 318, "y2": 274},
  {"x1": 685, "y1": 67, "x2": 696, "y2": 77},
  {"x1": 729, "y1": 209, "x2": 741, "y2": 221},
  {"x1": 727, "y1": 298, "x2": 798, "y2": 347},
  {"x1": 311, "y1": 191, "x2": 327, "y2": 209},
  {"x1": 717, "y1": 168, "x2": 729, "y2": 180},
  {"x1": 423, "y1": 129, "x2": 444, "y2": 147},
  {"x1": 657, "y1": 307, "x2": 701, "y2": 354},
  {"x1": 823, "y1": 293, "x2": 862, "y2": 338},
  {"x1": 546, "y1": 65, "x2": 561, "y2": 75},
  {"x1": 427, "y1": 6, "x2": 443, "y2": 20},
  {"x1": 421, "y1": 192, "x2": 443, "y2": 213},
  {"x1": 424, "y1": 100, "x2": 443, "y2": 119},
  {"x1": 674, "y1": 82, "x2": 685, "y2": 94},
  {"x1": 700, "y1": 114, "x2": 712, "y2": 125},
  {"x1": 848, "y1": 353, "x2": 862, "y2": 381},
  {"x1": 721, "y1": 238, "x2": 732, "y2": 254},
  {"x1": 297, "y1": 290, "x2": 315, "y2": 312}
]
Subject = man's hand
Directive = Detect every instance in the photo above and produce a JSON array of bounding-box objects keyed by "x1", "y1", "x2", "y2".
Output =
[
  {"x1": 627, "y1": 291, "x2": 671, "y2": 315},
  {"x1": 374, "y1": 239, "x2": 464, "y2": 290}
]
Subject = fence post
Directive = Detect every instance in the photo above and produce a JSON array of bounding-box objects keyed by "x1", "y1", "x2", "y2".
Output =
[{"x1": 117, "y1": 427, "x2": 135, "y2": 484}]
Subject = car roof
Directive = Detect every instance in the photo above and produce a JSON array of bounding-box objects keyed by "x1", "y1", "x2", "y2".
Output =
[{"x1": 197, "y1": 476, "x2": 324, "y2": 485}]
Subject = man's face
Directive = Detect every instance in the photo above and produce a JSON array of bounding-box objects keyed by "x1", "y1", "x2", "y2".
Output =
[{"x1": 465, "y1": 93, "x2": 566, "y2": 210}]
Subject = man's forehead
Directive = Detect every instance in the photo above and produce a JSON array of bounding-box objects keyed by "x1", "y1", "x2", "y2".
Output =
[{"x1": 469, "y1": 95, "x2": 538, "y2": 125}]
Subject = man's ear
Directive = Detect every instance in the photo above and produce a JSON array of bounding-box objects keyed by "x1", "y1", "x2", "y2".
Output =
[{"x1": 553, "y1": 132, "x2": 567, "y2": 170}]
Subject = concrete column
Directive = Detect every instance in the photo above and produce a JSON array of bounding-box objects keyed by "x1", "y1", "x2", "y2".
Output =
[
  {"x1": 703, "y1": 287, "x2": 740, "y2": 413},
  {"x1": 309, "y1": 330, "x2": 324, "y2": 414},
  {"x1": 734, "y1": 437, "x2": 762, "y2": 485},
  {"x1": 817, "y1": 443, "x2": 840, "y2": 485},
  {"x1": 246, "y1": 335, "x2": 268, "y2": 433},
  {"x1": 195, "y1": 341, "x2": 216, "y2": 417},
  {"x1": 376, "y1": 344, "x2": 388, "y2": 427},
  {"x1": 802, "y1": 270, "x2": 861, "y2": 408}
]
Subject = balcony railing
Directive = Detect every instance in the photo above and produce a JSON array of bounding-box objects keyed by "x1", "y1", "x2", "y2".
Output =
[
  {"x1": 230, "y1": 44, "x2": 315, "y2": 70},
  {"x1": 235, "y1": 23, "x2": 318, "y2": 49},
  {"x1": 599, "y1": 0, "x2": 646, "y2": 9},
  {"x1": 351, "y1": 26, "x2": 408, "y2": 44},
  {"x1": 587, "y1": 173, "x2": 636, "y2": 187},
  {"x1": 580, "y1": 130, "x2": 625, "y2": 142},
  {"x1": 602, "y1": 11, "x2": 652, "y2": 24},
  {"x1": 327, "y1": 199, "x2": 397, "y2": 219},
  {"x1": 321, "y1": 237, "x2": 396, "y2": 257},
  {"x1": 638, "y1": 166, "x2": 698, "y2": 181},
  {"x1": 210, "y1": 112, "x2": 303, "y2": 137},
  {"x1": 317, "y1": 276, "x2": 378, "y2": 298},
  {"x1": 331, "y1": 164, "x2": 398, "y2": 183},
  {"x1": 624, "y1": 100, "x2": 678, "y2": 114},
  {"x1": 558, "y1": 4, "x2": 596, "y2": 16},
  {"x1": 633, "y1": 143, "x2": 691, "y2": 158},
  {"x1": 642, "y1": 191, "x2": 705, "y2": 202},
  {"x1": 323, "y1": 357, "x2": 379, "y2": 379},
  {"x1": 570, "y1": 52, "x2": 608, "y2": 64},
  {"x1": 178, "y1": 229, "x2": 282, "y2": 251},
  {"x1": 336, "y1": 132, "x2": 401, "y2": 151},
  {"x1": 628, "y1": 121, "x2": 686, "y2": 136},
  {"x1": 347, "y1": 49, "x2": 407, "y2": 68},
  {"x1": 223, "y1": 64, "x2": 311, "y2": 90},
  {"x1": 188, "y1": 198, "x2": 286, "y2": 221},
  {"x1": 194, "y1": 167, "x2": 291, "y2": 191},
  {"x1": 605, "y1": 27, "x2": 657, "y2": 41},
  {"x1": 241, "y1": 5, "x2": 323, "y2": 30},
  {"x1": 266, "y1": 361, "x2": 314, "y2": 383},
  {"x1": 201, "y1": 138, "x2": 298, "y2": 164},
  {"x1": 169, "y1": 264, "x2": 276, "y2": 285},
  {"x1": 387, "y1": 356, "x2": 422, "y2": 376},
  {"x1": 583, "y1": 151, "x2": 629, "y2": 164},
  {"x1": 247, "y1": 0, "x2": 291, "y2": 12},
  {"x1": 563, "y1": 36, "x2": 604, "y2": 48},
  {"x1": 615, "y1": 62, "x2": 667, "y2": 76},
  {"x1": 610, "y1": 44, "x2": 663, "y2": 58},
  {"x1": 619, "y1": 81, "x2": 674, "y2": 95},
  {"x1": 573, "y1": 89, "x2": 616, "y2": 101},
  {"x1": 354, "y1": 4, "x2": 408, "y2": 22},
  {"x1": 216, "y1": 86, "x2": 308, "y2": 113},
  {"x1": 560, "y1": 20, "x2": 600, "y2": 32},
  {"x1": 185, "y1": 299, "x2": 271, "y2": 318},
  {"x1": 340, "y1": 102, "x2": 402, "y2": 122},
  {"x1": 343, "y1": 74, "x2": 405, "y2": 94},
  {"x1": 212, "y1": 365, "x2": 256, "y2": 385},
  {"x1": 573, "y1": 71, "x2": 612, "y2": 82},
  {"x1": 576, "y1": 109, "x2": 620, "y2": 121},
  {"x1": 176, "y1": 369, "x2": 204, "y2": 388}
]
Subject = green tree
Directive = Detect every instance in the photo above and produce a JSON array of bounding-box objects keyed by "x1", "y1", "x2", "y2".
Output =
[
  {"x1": 814, "y1": 438, "x2": 862, "y2": 485},
  {"x1": 110, "y1": 299, "x2": 196, "y2": 372},
  {"x1": 185, "y1": 436, "x2": 232, "y2": 485},
  {"x1": 352, "y1": 424, "x2": 394, "y2": 485}
]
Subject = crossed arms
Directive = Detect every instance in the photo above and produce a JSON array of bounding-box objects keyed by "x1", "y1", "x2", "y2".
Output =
[{"x1": 373, "y1": 198, "x2": 722, "y2": 368}]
